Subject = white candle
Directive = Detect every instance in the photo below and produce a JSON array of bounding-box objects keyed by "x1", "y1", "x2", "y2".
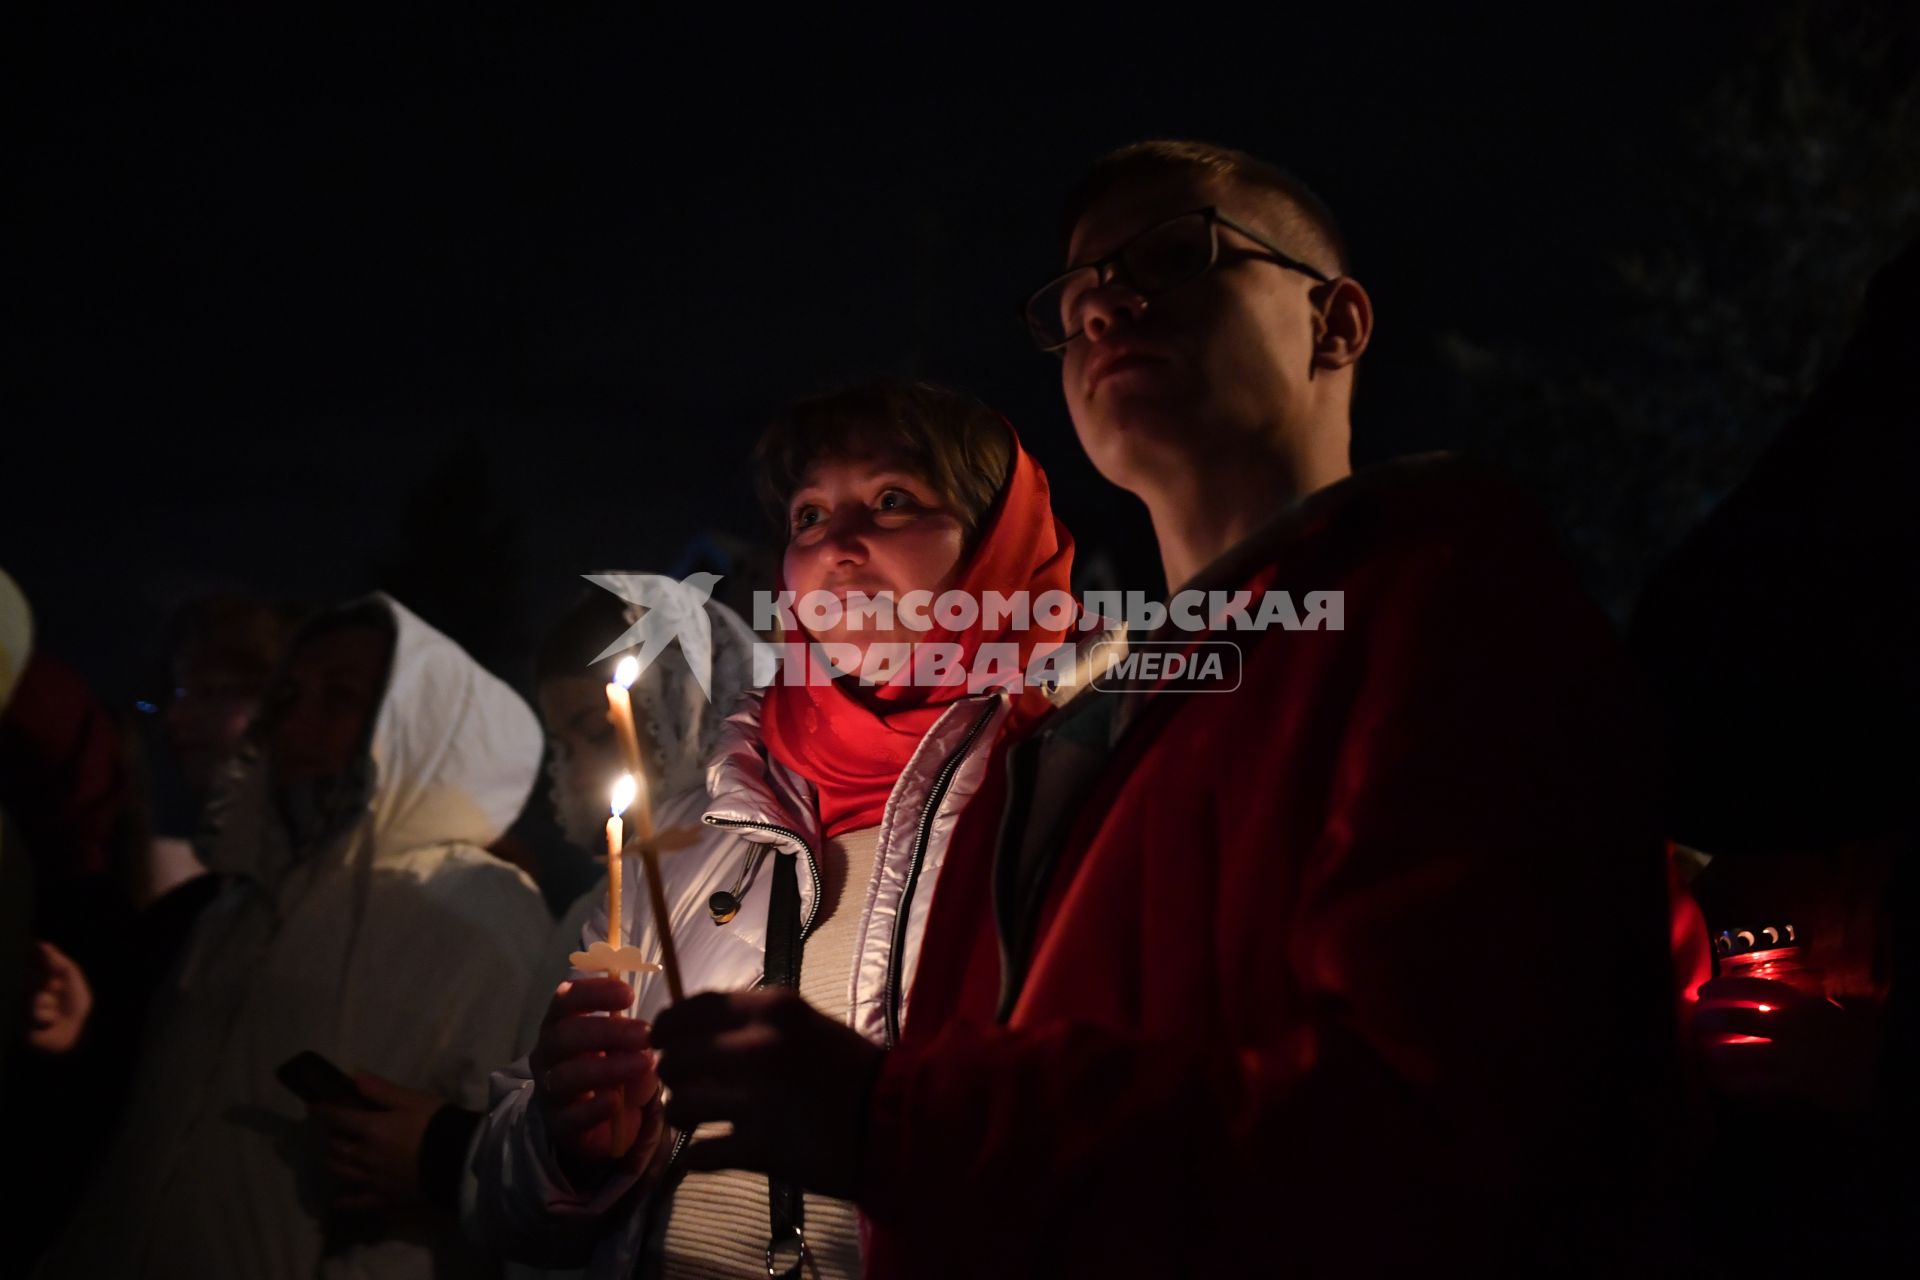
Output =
[
  {"x1": 606, "y1": 655, "x2": 644, "y2": 780},
  {"x1": 606, "y1": 774, "x2": 637, "y2": 951}
]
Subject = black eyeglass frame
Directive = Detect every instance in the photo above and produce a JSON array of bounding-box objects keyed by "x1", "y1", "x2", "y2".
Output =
[{"x1": 1020, "y1": 206, "x2": 1335, "y2": 353}]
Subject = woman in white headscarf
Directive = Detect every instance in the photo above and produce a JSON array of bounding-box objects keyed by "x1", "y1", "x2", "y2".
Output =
[
  {"x1": 310, "y1": 584, "x2": 759, "y2": 1259},
  {"x1": 37, "y1": 593, "x2": 553, "y2": 1280},
  {"x1": 534, "y1": 581, "x2": 762, "y2": 1018}
]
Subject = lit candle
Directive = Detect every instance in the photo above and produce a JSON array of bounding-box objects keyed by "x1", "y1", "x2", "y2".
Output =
[
  {"x1": 606, "y1": 654, "x2": 644, "y2": 780},
  {"x1": 604, "y1": 655, "x2": 678, "y2": 1000},
  {"x1": 606, "y1": 773, "x2": 636, "y2": 951}
]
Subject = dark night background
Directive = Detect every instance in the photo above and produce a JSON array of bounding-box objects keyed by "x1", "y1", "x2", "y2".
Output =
[
  {"x1": 5, "y1": 9, "x2": 1918, "y2": 1268},
  {"x1": 5, "y1": 3, "x2": 1917, "y2": 707}
]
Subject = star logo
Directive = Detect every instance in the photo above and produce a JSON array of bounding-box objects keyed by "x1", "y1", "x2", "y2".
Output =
[{"x1": 584, "y1": 572, "x2": 725, "y2": 700}]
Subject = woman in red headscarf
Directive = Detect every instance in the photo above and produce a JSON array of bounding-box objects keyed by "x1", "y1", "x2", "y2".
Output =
[{"x1": 474, "y1": 380, "x2": 1112, "y2": 1280}]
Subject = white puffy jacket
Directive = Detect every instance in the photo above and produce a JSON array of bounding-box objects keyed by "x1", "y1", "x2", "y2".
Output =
[
  {"x1": 469, "y1": 624, "x2": 1122, "y2": 1279},
  {"x1": 39, "y1": 595, "x2": 552, "y2": 1280}
]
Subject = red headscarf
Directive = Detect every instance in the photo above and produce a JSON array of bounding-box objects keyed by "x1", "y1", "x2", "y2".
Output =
[{"x1": 758, "y1": 423, "x2": 1074, "y2": 837}]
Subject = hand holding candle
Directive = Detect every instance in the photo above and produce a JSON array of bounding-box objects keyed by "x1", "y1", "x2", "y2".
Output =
[{"x1": 593, "y1": 655, "x2": 691, "y2": 1003}]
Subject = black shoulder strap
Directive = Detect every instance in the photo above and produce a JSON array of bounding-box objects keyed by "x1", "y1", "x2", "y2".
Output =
[{"x1": 762, "y1": 849, "x2": 807, "y2": 1276}]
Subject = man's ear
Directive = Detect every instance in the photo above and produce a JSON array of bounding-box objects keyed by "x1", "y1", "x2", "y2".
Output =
[{"x1": 1310, "y1": 276, "x2": 1373, "y2": 371}]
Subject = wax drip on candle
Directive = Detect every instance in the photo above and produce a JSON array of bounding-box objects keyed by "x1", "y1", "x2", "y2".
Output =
[{"x1": 606, "y1": 655, "x2": 645, "y2": 781}]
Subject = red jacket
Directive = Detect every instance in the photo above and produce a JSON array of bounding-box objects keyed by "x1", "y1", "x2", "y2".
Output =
[{"x1": 860, "y1": 458, "x2": 1685, "y2": 1276}]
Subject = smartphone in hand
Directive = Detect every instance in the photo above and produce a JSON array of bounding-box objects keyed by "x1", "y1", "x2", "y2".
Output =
[{"x1": 276, "y1": 1051, "x2": 380, "y2": 1110}]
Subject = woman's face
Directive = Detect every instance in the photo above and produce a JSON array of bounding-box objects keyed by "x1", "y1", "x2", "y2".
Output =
[
  {"x1": 782, "y1": 456, "x2": 968, "y2": 656},
  {"x1": 539, "y1": 673, "x2": 664, "y2": 845},
  {"x1": 268, "y1": 625, "x2": 390, "y2": 786}
]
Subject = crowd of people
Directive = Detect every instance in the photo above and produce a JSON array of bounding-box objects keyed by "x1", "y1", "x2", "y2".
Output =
[{"x1": 4, "y1": 140, "x2": 1908, "y2": 1277}]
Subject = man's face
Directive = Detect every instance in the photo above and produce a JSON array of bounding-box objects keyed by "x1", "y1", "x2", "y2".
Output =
[
  {"x1": 268, "y1": 625, "x2": 390, "y2": 786},
  {"x1": 164, "y1": 645, "x2": 264, "y2": 797},
  {"x1": 1061, "y1": 175, "x2": 1330, "y2": 495}
]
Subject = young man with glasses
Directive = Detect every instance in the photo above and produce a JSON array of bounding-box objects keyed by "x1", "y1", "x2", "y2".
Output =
[{"x1": 651, "y1": 141, "x2": 1687, "y2": 1275}]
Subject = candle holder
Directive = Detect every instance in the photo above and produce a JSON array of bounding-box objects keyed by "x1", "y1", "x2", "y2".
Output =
[
  {"x1": 567, "y1": 939, "x2": 662, "y2": 981},
  {"x1": 569, "y1": 823, "x2": 704, "y2": 996}
]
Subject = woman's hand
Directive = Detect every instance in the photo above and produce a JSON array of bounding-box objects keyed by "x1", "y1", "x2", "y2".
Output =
[
  {"x1": 312, "y1": 1073, "x2": 441, "y2": 1216},
  {"x1": 26, "y1": 941, "x2": 93, "y2": 1055},
  {"x1": 651, "y1": 989, "x2": 885, "y2": 1199},
  {"x1": 529, "y1": 976, "x2": 666, "y2": 1186}
]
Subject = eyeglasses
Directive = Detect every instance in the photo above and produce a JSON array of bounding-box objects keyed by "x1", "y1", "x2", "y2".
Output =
[{"x1": 1020, "y1": 206, "x2": 1333, "y2": 353}]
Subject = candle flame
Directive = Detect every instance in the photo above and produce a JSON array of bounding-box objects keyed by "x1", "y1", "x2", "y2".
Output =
[
  {"x1": 611, "y1": 773, "x2": 638, "y2": 815},
  {"x1": 614, "y1": 655, "x2": 640, "y2": 689}
]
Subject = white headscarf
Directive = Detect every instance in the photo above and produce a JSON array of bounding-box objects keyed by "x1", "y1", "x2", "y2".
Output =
[
  {"x1": 202, "y1": 593, "x2": 543, "y2": 886},
  {"x1": 546, "y1": 593, "x2": 757, "y2": 847},
  {"x1": 0, "y1": 568, "x2": 31, "y2": 714}
]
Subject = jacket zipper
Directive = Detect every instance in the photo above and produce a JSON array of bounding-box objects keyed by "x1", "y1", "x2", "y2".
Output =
[
  {"x1": 882, "y1": 699, "x2": 998, "y2": 1048},
  {"x1": 675, "y1": 700, "x2": 992, "y2": 1177},
  {"x1": 701, "y1": 816, "x2": 823, "y2": 944},
  {"x1": 655, "y1": 818, "x2": 820, "y2": 1185}
]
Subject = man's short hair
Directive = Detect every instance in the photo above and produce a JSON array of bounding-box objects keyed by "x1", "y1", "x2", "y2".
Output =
[
  {"x1": 1060, "y1": 140, "x2": 1350, "y2": 277},
  {"x1": 167, "y1": 594, "x2": 306, "y2": 688}
]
